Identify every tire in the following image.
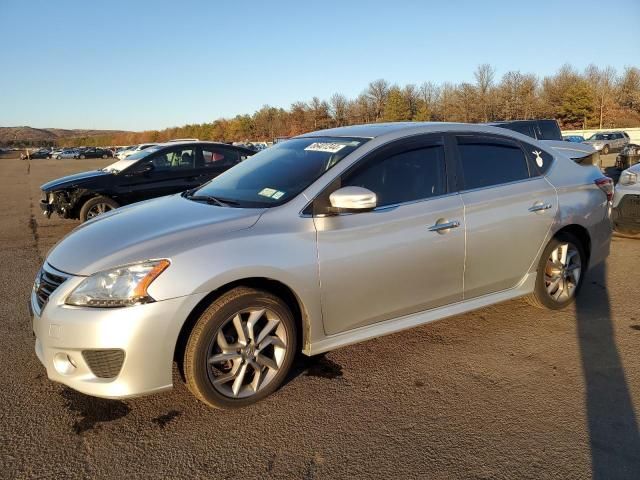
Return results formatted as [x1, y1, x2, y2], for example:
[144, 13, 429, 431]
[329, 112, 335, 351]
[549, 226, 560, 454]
[184, 287, 297, 409]
[102, 154, 108, 159]
[525, 233, 586, 310]
[80, 154, 86, 159]
[602, 145, 610, 155]
[79, 195, 119, 222]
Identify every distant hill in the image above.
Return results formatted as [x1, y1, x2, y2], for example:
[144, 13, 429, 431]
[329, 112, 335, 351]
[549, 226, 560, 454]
[0, 126, 132, 146]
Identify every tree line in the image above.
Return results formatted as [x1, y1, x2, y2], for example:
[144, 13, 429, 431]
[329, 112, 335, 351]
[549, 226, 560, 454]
[60, 63, 640, 147]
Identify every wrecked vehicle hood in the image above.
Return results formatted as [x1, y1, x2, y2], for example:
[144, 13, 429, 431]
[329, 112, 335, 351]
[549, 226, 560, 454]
[46, 194, 265, 276]
[41, 170, 111, 191]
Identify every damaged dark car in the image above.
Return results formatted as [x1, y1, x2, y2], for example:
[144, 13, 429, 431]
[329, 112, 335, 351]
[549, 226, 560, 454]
[40, 141, 256, 222]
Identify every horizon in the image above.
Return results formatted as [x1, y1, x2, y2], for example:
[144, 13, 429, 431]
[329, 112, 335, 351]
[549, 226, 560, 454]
[1, 0, 639, 131]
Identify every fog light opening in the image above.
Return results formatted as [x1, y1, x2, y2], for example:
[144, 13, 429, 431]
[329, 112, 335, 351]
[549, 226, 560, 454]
[53, 352, 77, 375]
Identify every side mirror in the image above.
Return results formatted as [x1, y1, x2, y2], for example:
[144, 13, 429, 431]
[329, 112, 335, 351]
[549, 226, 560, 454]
[140, 163, 155, 174]
[329, 186, 377, 213]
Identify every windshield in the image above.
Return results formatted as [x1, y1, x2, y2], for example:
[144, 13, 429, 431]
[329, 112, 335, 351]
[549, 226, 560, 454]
[190, 136, 368, 207]
[101, 145, 164, 172]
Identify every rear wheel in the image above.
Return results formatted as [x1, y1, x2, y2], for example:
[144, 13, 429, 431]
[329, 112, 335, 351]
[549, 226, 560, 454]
[526, 233, 586, 310]
[79, 195, 119, 222]
[184, 287, 297, 409]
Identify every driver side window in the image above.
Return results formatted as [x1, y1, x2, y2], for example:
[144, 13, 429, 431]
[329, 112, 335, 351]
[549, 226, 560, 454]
[146, 147, 196, 171]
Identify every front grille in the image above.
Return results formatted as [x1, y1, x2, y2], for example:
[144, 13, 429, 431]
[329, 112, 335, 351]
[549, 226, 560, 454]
[82, 349, 125, 379]
[34, 266, 67, 311]
[619, 195, 640, 222]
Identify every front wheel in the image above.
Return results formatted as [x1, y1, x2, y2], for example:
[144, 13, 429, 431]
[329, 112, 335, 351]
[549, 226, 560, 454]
[526, 233, 586, 310]
[184, 287, 297, 408]
[79, 195, 119, 222]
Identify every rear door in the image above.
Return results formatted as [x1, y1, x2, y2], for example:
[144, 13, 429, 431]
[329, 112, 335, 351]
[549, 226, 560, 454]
[314, 134, 466, 335]
[453, 133, 557, 299]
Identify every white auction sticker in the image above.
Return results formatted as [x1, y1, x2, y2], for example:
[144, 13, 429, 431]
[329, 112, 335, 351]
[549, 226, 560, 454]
[304, 142, 347, 154]
[258, 188, 277, 198]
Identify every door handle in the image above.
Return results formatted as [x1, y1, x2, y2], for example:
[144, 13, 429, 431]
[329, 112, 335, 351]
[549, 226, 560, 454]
[428, 220, 461, 233]
[528, 203, 553, 213]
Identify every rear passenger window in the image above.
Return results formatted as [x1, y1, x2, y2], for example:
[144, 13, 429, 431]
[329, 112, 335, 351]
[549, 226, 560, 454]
[202, 147, 239, 167]
[457, 136, 530, 190]
[343, 143, 446, 207]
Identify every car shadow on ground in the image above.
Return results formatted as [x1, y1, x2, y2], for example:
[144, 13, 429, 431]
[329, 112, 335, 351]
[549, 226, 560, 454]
[576, 262, 640, 478]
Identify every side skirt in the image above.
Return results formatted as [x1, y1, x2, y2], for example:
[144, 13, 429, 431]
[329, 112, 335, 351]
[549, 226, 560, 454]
[305, 273, 536, 356]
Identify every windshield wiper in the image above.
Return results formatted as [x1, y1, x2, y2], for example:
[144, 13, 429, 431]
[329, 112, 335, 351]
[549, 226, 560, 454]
[183, 191, 240, 207]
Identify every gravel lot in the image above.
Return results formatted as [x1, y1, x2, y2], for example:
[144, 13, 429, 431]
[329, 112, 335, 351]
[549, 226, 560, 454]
[1, 154, 639, 479]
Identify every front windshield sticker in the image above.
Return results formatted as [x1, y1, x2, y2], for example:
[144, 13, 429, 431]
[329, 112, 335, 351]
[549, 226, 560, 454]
[304, 142, 347, 153]
[258, 188, 277, 198]
[271, 191, 285, 200]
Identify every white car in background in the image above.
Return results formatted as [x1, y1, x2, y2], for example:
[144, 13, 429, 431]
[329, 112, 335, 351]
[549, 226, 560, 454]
[612, 163, 640, 236]
[58, 149, 79, 159]
[117, 143, 158, 160]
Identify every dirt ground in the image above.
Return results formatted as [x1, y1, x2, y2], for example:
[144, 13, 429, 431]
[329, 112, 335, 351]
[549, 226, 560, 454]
[0, 153, 638, 479]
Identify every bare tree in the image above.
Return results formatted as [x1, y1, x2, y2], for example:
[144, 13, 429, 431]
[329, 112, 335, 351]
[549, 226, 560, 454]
[474, 64, 496, 122]
[367, 79, 390, 121]
[329, 93, 349, 127]
[586, 64, 617, 128]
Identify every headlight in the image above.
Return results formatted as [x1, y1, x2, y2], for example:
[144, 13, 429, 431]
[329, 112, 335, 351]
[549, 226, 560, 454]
[620, 171, 638, 186]
[66, 259, 170, 308]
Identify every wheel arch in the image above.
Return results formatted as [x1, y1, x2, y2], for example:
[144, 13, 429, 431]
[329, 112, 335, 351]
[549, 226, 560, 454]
[173, 277, 310, 379]
[553, 223, 592, 266]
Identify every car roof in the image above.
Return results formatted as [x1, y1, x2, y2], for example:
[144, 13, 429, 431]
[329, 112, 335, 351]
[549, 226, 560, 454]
[298, 122, 468, 139]
[296, 121, 546, 142]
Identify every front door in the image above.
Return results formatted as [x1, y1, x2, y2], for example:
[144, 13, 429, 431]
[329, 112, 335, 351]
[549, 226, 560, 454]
[313, 135, 465, 335]
[117, 145, 201, 204]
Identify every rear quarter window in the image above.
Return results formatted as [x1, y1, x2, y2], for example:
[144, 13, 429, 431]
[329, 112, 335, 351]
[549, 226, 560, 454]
[520, 141, 554, 175]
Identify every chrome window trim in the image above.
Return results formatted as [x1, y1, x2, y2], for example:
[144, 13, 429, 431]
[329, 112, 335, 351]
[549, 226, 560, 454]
[300, 191, 461, 218]
[457, 175, 544, 195]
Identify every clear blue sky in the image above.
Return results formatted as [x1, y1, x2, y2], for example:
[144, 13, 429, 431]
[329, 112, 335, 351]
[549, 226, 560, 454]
[1, 0, 638, 131]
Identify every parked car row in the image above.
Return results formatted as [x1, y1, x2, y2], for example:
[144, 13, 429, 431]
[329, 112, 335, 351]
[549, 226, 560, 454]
[33, 122, 616, 409]
[21, 147, 114, 160]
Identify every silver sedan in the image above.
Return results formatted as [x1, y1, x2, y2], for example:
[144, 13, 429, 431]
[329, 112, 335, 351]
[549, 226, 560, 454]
[31, 122, 613, 408]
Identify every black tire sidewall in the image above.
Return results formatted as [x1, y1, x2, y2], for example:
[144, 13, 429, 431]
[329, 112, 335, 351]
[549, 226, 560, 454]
[534, 233, 586, 310]
[185, 289, 297, 409]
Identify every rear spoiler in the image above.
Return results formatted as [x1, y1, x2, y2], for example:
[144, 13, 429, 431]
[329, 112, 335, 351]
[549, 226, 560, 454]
[540, 140, 600, 166]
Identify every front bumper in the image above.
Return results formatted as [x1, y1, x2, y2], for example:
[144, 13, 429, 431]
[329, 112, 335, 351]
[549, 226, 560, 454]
[612, 193, 640, 230]
[31, 266, 207, 399]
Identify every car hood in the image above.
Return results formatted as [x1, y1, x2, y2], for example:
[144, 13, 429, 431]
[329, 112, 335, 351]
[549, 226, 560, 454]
[41, 170, 111, 191]
[46, 194, 265, 276]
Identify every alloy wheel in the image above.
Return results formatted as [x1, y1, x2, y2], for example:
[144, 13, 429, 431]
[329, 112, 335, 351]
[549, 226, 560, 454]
[544, 242, 581, 302]
[86, 202, 114, 218]
[206, 308, 287, 399]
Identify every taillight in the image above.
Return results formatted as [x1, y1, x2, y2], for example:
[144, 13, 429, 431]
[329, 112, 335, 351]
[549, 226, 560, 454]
[595, 177, 614, 202]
